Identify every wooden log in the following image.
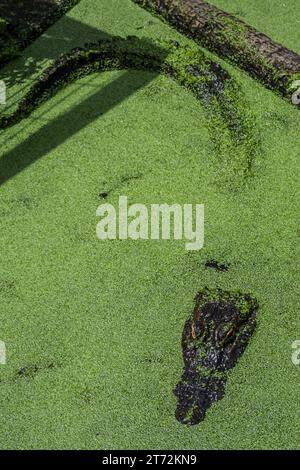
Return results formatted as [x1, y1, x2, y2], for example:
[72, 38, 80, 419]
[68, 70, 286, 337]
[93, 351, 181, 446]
[132, 0, 300, 100]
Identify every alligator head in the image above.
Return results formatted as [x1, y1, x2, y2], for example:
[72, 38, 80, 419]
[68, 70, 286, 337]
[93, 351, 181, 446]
[174, 288, 258, 425]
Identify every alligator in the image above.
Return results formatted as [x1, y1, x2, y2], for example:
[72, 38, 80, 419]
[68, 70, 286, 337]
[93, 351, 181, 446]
[174, 288, 258, 425]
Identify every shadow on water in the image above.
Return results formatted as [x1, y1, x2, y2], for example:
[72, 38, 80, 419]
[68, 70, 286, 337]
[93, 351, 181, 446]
[0, 16, 168, 186]
[0, 70, 158, 186]
[0, 16, 115, 88]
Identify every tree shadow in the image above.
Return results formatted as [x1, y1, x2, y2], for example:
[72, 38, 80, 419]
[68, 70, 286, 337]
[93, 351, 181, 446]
[0, 16, 114, 88]
[0, 69, 160, 186]
[0, 16, 168, 186]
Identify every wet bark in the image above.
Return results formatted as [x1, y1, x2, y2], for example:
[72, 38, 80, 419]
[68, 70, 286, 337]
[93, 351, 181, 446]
[132, 0, 300, 97]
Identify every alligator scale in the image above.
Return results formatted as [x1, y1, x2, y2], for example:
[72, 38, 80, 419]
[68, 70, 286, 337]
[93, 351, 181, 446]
[174, 288, 258, 425]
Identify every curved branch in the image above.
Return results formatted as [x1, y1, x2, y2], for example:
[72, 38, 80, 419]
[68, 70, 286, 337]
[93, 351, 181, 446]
[0, 36, 259, 186]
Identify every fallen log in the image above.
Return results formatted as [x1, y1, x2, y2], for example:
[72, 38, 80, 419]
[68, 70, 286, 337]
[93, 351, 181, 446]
[132, 0, 300, 102]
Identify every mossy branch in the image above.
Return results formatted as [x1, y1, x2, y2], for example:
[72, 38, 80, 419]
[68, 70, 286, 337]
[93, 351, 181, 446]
[0, 36, 259, 188]
[131, 0, 300, 102]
